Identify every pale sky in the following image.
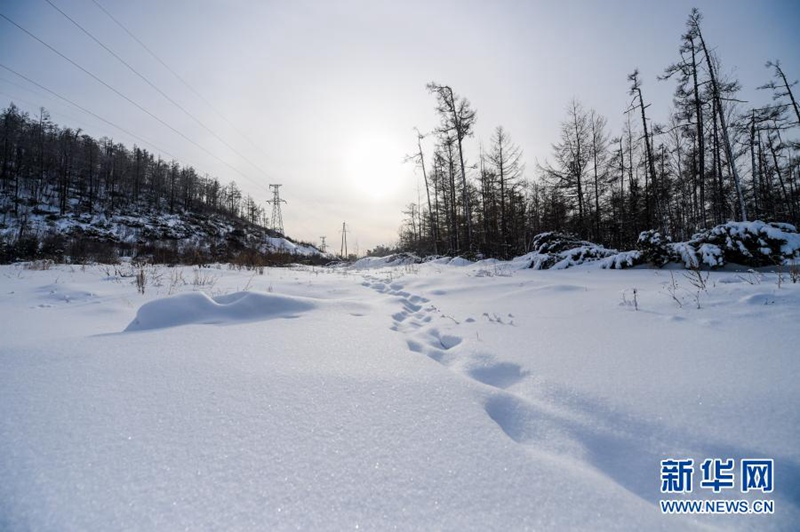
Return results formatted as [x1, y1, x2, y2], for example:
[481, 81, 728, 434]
[1, 0, 798, 252]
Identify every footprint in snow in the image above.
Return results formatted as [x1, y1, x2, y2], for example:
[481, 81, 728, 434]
[467, 360, 528, 389]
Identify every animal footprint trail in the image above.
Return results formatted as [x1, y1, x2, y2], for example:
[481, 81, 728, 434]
[405, 338, 451, 365]
[361, 271, 680, 501]
[467, 360, 528, 389]
[363, 275, 435, 333]
[481, 393, 588, 461]
[364, 273, 609, 461]
[363, 273, 530, 396]
[429, 327, 462, 350]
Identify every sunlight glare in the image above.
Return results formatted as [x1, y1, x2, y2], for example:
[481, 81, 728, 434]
[343, 134, 405, 201]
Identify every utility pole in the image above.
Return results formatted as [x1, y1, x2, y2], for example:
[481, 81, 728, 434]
[340, 222, 348, 259]
[267, 184, 287, 235]
[319, 236, 327, 253]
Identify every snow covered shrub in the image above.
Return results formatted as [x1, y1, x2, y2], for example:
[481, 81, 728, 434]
[660, 222, 799, 269]
[527, 232, 587, 269]
[520, 222, 800, 271]
[669, 241, 700, 269]
[548, 245, 619, 270]
[599, 250, 643, 269]
[687, 221, 800, 268]
[669, 240, 724, 269]
[530, 232, 590, 255]
[527, 232, 619, 270]
[636, 230, 673, 267]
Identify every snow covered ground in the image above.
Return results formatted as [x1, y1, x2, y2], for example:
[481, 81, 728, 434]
[1, 259, 798, 530]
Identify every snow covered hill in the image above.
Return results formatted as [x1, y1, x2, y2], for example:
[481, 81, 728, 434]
[1, 259, 798, 530]
[0, 205, 325, 264]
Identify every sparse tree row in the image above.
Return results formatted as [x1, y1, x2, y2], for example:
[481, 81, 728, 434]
[0, 106, 266, 228]
[400, 9, 799, 257]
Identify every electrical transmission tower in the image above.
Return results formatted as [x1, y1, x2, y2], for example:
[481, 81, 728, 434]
[340, 222, 348, 259]
[319, 236, 327, 253]
[267, 184, 287, 235]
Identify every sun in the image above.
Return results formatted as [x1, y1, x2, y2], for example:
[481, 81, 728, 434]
[343, 134, 404, 200]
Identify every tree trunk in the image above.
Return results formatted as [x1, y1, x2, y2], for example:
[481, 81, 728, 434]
[696, 28, 747, 221]
[775, 63, 800, 125]
[416, 133, 437, 254]
[635, 85, 658, 229]
[690, 35, 706, 228]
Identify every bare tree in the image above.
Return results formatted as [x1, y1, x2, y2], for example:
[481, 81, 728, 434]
[760, 60, 800, 127]
[427, 82, 477, 252]
[487, 126, 523, 256]
[406, 128, 438, 254]
[541, 99, 591, 237]
[689, 8, 747, 221]
[628, 69, 660, 230]
[662, 18, 707, 229]
[588, 110, 609, 241]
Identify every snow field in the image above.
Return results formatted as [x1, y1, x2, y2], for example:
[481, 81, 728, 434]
[1, 260, 798, 530]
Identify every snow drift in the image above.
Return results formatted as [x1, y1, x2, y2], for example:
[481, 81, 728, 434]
[124, 291, 317, 331]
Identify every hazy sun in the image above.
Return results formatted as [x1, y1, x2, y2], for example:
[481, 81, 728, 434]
[343, 135, 404, 200]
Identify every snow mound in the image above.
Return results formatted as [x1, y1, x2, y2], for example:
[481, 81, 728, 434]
[350, 252, 423, 269]
[124, 291, 316, 331]
[447, 257, 474, 267]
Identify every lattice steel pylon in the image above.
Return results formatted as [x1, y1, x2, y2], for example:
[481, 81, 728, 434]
[267, 184, 287, 235]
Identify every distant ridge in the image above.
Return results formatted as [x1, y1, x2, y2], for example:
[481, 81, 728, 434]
[0, 102, 325, 264]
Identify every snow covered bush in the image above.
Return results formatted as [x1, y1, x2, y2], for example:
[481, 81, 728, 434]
[599, 250, 642, 270]
[514, 222, 800, 271]
[662, 221, 800, 269]
[684, 221, 800, 268]
[526, 232, 620, 270]
[529, 232, 591, 255]
[636, 230, 672, 267]
[636, 222, 799, 269]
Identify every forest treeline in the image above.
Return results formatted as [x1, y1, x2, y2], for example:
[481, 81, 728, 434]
[399, 9, 800, 258]
[0, 99, 323, 264]
[0, 105, 267, 228]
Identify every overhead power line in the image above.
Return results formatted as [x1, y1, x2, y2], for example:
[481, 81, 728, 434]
[0, 62, 179, 160]
[88, 0, 267, 156]
[44, 0, 273, 183]
[0, 88, 108, 139]
[0, 12, 259, 188]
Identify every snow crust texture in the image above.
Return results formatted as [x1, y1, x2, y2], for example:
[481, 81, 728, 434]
[1, 259, 798, 531]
